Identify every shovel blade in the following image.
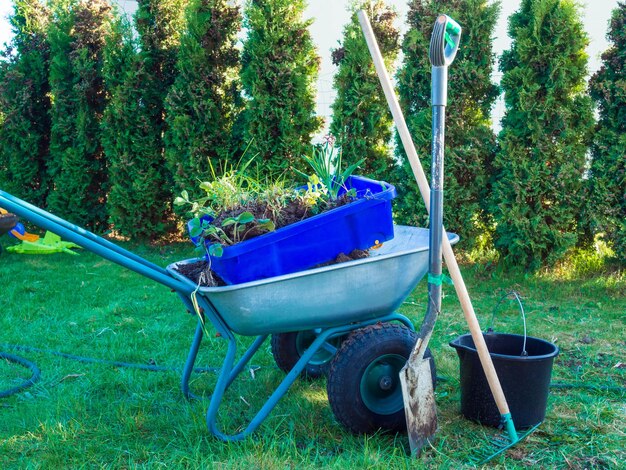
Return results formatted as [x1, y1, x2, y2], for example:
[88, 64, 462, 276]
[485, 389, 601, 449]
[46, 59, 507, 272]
[400, 358, 437, 456]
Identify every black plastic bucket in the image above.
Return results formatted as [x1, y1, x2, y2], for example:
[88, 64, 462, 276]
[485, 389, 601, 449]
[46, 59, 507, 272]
[449, 332, 559, 428]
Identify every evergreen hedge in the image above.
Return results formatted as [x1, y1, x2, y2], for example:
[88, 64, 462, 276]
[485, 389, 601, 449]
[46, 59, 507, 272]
[0, 0, 51, 207]
[46, 0, 113, 231]
[586, 3, 626, 261]
[102, 0, 187, 240]
[241, 0, 322, 177]
[394, 0, 499, 249]
[491, 0, 594, 269]
[165, 0, 243, 199]
[329, 1, 400, 181]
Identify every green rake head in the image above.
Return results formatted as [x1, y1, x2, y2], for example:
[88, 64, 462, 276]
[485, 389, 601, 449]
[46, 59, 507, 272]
[471, 421, 541, 465]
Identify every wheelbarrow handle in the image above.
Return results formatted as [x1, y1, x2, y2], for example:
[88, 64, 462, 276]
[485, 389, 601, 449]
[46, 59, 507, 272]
[0, 190, 194, 295]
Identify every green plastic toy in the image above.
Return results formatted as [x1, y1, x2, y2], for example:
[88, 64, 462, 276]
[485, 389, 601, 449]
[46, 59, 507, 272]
[6, 231, 81, 255]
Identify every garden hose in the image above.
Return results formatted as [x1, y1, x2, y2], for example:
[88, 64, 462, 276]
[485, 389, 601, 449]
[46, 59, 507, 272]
[0, 344, 219, 399]
[0, 351, 41, 398]
[2, 345, 624, 399]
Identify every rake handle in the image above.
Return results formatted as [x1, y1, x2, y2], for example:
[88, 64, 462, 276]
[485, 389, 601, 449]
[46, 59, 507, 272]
[357, 10, 512, 419]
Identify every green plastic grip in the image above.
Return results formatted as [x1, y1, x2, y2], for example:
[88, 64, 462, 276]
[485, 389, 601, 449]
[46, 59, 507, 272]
[444, 17, 462, 49]
[501, 413, 520, 443]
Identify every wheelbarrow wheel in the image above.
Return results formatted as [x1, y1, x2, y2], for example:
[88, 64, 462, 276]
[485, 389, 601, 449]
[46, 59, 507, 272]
[271, 331, 347, 379]
[327, 323, 435, 434]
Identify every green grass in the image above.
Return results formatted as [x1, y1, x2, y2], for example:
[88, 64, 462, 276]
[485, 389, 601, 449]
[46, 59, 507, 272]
[0, 240, 624, 469]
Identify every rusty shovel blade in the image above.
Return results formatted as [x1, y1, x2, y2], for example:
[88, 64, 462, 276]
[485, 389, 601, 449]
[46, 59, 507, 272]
[400, 358, 437, 455]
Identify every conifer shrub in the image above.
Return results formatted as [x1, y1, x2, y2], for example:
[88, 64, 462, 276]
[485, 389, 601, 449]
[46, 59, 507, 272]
[165, 0, 243, 200]
[586, 3, 626, 262]
[491, 0, 594, 269]
[102, 0, 187, 239]
[240, 0, 322, 177]
[394, 0, 499, 249]
[329, 1, 400, 181]
[46, 0, 113, 230]
[0, 0, 51, 207]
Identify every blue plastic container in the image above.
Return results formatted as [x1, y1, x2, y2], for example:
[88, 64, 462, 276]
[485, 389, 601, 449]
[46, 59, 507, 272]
[200, 175, 396, 285]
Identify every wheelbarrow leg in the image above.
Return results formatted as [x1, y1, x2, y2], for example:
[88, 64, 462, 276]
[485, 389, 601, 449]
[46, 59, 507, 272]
[181, 318, 268, 400]
[206, 326, 344, 441]
[225, 334, 268, 389]
[181, 320, 204, 400]
[187, 291, 418, 440]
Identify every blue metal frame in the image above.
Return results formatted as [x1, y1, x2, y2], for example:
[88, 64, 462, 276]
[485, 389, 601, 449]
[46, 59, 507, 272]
[0, 189, 415, 441]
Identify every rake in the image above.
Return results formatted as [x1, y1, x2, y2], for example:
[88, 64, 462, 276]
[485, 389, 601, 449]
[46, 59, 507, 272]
[358, 10, 540, 464]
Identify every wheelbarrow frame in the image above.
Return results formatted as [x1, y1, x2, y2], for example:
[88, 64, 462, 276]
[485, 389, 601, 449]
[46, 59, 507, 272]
[0, 189, 419, 441]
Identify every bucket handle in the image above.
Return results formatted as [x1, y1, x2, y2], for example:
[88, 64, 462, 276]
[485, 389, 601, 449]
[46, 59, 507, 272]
[488, 291, 528, 356]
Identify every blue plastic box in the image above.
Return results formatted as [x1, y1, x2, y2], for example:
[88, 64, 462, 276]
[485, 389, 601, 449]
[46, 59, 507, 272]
[197, 175, 396, 285]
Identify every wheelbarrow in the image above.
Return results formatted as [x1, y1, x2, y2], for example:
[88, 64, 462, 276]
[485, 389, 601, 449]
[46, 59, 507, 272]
[0, 188, 458, 440]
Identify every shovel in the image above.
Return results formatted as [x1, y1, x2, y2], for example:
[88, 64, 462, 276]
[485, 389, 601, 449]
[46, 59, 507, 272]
[358, 11, 521, 457]
[396, 14, 460, 453]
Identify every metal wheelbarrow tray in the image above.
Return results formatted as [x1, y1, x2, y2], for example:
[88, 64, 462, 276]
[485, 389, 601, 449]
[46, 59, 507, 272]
[168, 225, 458, 336]
[0, 189, 458, 440]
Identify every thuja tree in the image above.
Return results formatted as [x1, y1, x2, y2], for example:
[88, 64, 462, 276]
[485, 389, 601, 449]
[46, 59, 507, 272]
[491, 0, 594, 269]
[394, 0, 499, 249]
[46, 0, 114, 230]
[0, 0, 51, 206]
[102, 16, 173, 239]
[241, 0, 322, 176]
[102, 0, 187, 240]
[329, 1, 400, 180]
[586, 3, 626, 261]
[165, 0, 243, 198]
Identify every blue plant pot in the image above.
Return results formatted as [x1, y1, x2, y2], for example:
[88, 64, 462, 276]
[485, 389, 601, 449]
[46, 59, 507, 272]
[189, 175, 397, 285]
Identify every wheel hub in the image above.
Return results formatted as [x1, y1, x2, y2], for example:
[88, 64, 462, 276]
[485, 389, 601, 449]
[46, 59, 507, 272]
[379, 376, 393, 390]
[295, 331, 341, 367]
[360, 353, 406, 415]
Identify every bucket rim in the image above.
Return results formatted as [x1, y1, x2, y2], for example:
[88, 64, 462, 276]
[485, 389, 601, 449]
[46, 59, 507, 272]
[449, 332, 559, 361]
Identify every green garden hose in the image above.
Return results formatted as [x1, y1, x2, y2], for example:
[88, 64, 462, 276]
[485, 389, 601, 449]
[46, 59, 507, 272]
[0, 351, 40, 398]
[0, 344, 219, 399]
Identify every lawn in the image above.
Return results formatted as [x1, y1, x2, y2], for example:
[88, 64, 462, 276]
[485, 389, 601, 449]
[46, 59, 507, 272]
[0, 239, 624, 469]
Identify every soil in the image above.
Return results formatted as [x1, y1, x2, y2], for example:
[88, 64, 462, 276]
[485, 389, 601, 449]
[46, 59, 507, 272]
[175, 260, 228, 287]
[174, 248, 370, 288]
[314, 249, 370, 267]
[208, 194, 353, 244]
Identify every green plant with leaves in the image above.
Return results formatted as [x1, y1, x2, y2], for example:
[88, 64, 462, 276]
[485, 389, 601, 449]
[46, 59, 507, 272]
[299, 138, 363, 201]
[585, 3, 626, 262]
[329, 0, 400, 180]
[174, 177, 251, 219]
[46, 0, 114, 231]
[176, 167, 280, 257]
[0, 0, 51, 207]
[490, 0, 594, 270]
[394, 0, 499, 250]
[173, 150, 259, 216]
[240, 0, 322, 176]
[165, 0, 243, 198]
[187, 211, 275, 257]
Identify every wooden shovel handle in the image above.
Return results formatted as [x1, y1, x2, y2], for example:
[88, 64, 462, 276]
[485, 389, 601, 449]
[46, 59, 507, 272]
[357, 10, 511, 418]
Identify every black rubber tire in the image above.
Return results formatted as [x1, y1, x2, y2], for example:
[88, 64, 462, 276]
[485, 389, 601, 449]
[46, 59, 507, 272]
[326, 323, 436, 434]
[271, 331, 347, 379]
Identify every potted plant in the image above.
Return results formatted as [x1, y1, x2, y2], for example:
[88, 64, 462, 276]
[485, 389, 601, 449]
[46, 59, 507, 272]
[175, 141, 397, 285]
